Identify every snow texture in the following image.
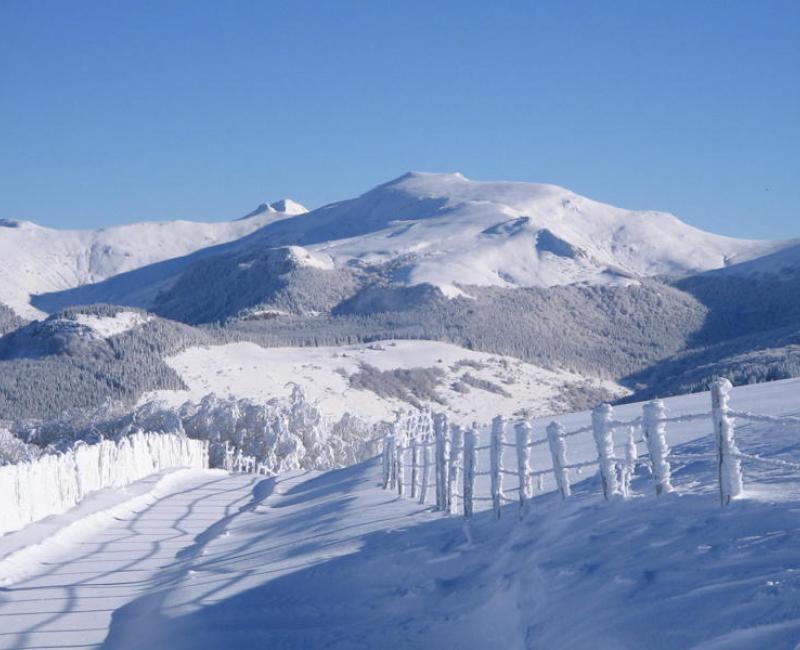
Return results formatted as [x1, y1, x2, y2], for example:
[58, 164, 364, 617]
[148, 339, 624, 423]
[73, 311, 151, 338]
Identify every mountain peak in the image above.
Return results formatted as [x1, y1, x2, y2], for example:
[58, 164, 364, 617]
[385, 171, 467, 187]
[240, 198, 308, 220]
[268, 198, 308, 215]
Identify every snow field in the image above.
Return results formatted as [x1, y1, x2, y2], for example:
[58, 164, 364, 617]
[146, 339, 624, 422]
[73, 310, 151, 338]
[0, 470, 262, 649]
[0, 431, 208, 536]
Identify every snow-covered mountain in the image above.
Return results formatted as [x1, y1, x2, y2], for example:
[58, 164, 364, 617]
[240, 171, 792, 297]
[24, 171, 795, 323]
[0, 172, 797, 422]
[0, 199, 307, 319]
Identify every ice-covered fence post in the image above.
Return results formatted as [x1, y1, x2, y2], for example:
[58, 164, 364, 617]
[514, 420, 532, 518]
[396, 437, 407, 497]
[711, 378, 743, 507]
[591, 404, 621, 500]
[381, 434, 392, 489]
[384, 434, 396, 489]
[390, 434, 399, 490]
[490, 416, 505, 519]
[223, 441, 232, 471]
[546, 421, 571, 499]
[621, 426, 638, 498]
[410, 436, 418, 500]
[419, 435, 431, 505]
[642, 400, 672, 496]
[462, 426, 478, 519]
[434, 413, 448, 511]
[447, 424, 463, 515]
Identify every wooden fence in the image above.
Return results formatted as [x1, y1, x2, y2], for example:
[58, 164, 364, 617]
[381, 378, 800, 517]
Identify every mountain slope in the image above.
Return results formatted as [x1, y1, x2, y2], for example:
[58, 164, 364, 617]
[143, 339, 626, 422]
[27, 172, 795, 320]
[241, 171, 791, 296]
[0, 199, 306, 319]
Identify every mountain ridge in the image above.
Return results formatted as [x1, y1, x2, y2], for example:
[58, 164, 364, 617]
[13, 171, 795, 322]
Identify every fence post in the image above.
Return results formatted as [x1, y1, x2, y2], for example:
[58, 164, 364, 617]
[381, 435, 391, 488]
[434, 413, 448, 511]
[396, 438, 406, 497]
[546, 421, 571, 499]
[385, 434, 397, 489]
[591, 404, 621, 500]
[448, 424, 463, 515]
[410, 437, 418, 500]
[642, 399, 673, 496]
[514, 420, 532, 518]
[419, 435, 431, 505]
[463, 426, 477, 519]
[621, 426, 638, 497]
[490, 415, 505, 519]
[711, 378, 743, 507]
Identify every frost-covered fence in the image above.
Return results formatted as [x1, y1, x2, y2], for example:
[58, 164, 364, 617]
[0, 431, 208, 537]
[381, 378, 800, 519]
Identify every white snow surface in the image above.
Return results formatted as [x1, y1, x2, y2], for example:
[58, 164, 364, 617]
[0, 199, 307, 319]
[144, 339, 626, 422]
[1, 378, 798, 648]
[73, 311, 151, 338]
[274, 172, 794, 296]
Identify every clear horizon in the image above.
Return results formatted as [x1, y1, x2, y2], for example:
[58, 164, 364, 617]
[1, 1, 798, 239]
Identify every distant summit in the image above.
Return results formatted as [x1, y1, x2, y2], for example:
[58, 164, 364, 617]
[240, 199, 308, 220]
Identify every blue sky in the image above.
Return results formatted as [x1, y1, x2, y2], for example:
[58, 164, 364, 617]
[0, 1, 797, 239]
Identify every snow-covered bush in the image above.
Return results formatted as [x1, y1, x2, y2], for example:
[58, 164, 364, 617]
[174, 385, 385, 475]
[6, 385, 387, 478]
[0, 427, 40, 465]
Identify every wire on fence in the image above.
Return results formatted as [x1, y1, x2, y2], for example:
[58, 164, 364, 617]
[563, 459, 598, 470]
[525, 438, 550, 448]
[731, 451, 800, 471]
[668, 453, 717, 462]
[562, 424, 594, 438]
[608, 417, 643, 428]
[729, 411, 800, 427]
[663, 412, 712, 424]
[381, 382, 800, 519]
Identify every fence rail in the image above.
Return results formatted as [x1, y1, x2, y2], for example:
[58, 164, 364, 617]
[381, 378, 800, 518]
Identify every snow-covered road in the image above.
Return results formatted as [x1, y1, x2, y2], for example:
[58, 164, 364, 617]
[0, 471, 266, 650]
